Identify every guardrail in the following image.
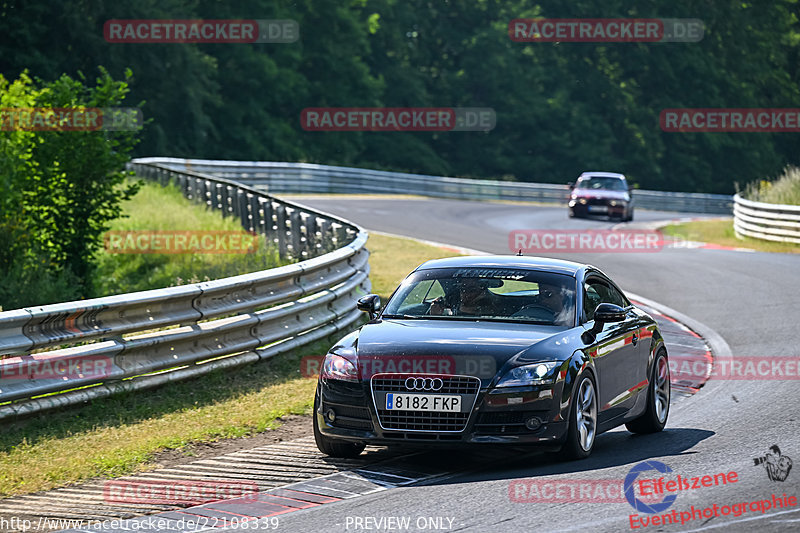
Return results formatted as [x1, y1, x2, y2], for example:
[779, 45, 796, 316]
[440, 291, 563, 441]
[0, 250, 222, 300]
[733, 194, 800, 244]
[0, 162, 370, 421]
[135, 157, 734, 215]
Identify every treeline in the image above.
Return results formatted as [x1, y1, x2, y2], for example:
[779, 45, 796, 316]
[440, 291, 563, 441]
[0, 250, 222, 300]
[1, 0, 799, 194]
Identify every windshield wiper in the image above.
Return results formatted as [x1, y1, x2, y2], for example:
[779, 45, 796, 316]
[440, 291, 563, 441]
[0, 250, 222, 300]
[381, 314, 424, 319]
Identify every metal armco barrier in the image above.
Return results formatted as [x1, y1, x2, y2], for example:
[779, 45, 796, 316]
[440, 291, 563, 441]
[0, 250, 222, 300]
[138, 157, 734, 215]
[0, 161, 370, 421]
[733, 194, 800, 244]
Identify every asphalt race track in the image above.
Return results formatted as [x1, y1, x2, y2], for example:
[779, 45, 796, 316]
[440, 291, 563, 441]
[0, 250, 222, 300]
[40, 196, 799, 533]
[234, 195, 798, 533]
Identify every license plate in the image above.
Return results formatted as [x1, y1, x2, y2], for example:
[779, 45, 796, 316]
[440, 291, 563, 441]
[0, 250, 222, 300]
[386, 393, 461, 412]
[588, 205, 608, 213]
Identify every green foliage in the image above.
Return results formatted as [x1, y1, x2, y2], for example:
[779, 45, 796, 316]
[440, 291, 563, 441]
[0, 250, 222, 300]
[0, 69, 140, 309]
[1, 0, 799, 195]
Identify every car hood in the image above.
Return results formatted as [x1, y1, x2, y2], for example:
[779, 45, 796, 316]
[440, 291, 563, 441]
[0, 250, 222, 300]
[572, 188, 629, 200]
[345, 319, 580, 381]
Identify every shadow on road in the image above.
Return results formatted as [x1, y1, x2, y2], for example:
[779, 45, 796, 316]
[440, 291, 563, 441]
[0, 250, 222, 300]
[386, 427, 714, 485]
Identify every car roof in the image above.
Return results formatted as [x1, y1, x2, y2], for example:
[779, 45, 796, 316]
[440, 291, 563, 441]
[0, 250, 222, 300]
[578, 171, 626, 179]
[414, 255, 585, 276]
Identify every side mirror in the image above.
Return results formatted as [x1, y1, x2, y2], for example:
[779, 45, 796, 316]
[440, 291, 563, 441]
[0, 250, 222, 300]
[357, 294, 381, 319]
[594, 303, 625, 323]
[567, 181, 575, 190]
[582, 303, 626, 343]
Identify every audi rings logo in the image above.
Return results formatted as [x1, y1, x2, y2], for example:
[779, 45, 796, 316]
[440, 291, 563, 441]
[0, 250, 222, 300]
[405, 377, 444, 391]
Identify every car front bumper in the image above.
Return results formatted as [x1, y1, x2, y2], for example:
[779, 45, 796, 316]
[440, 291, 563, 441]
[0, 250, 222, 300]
[316, 376, 570, 446]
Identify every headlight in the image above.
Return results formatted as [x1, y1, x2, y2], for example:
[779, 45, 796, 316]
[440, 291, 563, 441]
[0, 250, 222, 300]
[496, 361, 560, 387]
[321, 353, 358, 382]
[578, 198, 587, 205]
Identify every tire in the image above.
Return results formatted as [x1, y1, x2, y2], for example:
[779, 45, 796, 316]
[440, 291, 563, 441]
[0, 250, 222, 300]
[626, 350, 670, 434]
[568, 208, 575, 218]
[559, 372, 598, 460]
[313, 394, 366, 458]
[627, 209, 634, 222]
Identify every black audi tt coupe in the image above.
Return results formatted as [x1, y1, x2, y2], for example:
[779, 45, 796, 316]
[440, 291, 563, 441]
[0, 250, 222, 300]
[313, 256, 670, 459]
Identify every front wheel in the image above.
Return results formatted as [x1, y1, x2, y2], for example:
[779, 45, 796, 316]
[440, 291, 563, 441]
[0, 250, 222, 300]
[313, 393, 366, 458]
[559, 373, 598, 460]
[626, 350, 670, 434]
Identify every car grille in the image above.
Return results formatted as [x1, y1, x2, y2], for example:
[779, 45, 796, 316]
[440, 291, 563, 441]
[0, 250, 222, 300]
[371, 375, 479, 394]
[585, 197, 610, 206]
[371, 374, 480, 432]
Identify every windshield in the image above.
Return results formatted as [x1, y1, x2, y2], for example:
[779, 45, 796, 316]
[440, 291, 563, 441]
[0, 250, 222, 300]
[575, 177, 628, 191]
[382, 267, 576, 326]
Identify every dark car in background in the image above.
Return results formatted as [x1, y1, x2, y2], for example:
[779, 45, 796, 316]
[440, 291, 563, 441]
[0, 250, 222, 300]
[568, 172, 634, 221]
[313, 256, 670, 460]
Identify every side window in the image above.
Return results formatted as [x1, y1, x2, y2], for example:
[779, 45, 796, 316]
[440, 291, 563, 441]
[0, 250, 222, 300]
[603, 283, 626, 307]
[397, 280, 444, 311]
[583, 278, 626, 321]
[583, 283, 602, 321]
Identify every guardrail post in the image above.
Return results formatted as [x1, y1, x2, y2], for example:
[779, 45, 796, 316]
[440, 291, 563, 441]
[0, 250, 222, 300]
[275, 204, 288, 257]
[289, 208, 301, 259]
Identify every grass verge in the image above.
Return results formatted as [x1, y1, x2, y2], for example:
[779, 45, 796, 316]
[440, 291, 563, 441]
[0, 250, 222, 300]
[0, 232, 463, 497]
[92, 180, 283, 297]
[741, 165, 800, 205]
[661, 219, 800, 254]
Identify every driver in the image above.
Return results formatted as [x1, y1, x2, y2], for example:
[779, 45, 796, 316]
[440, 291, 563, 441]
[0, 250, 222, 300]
[533, 282, 572, 326]
[536, 283, 562, 312]
[429, 278, 497, 316]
